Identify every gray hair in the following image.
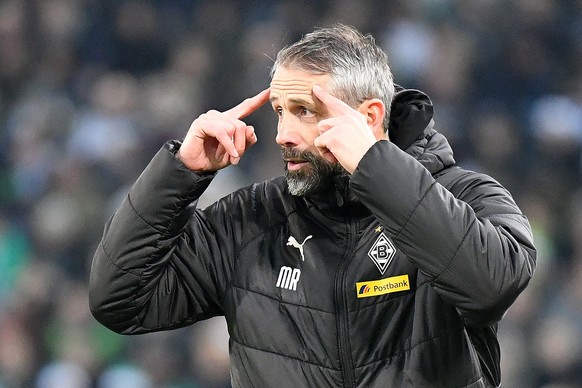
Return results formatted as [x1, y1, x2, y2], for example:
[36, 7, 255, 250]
[271, 24, 395, 131]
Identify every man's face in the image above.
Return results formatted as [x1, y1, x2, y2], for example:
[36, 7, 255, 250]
[270, 66, 345, 196]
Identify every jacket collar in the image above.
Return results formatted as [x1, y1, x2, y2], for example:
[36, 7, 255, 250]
[302, 173, 365, 212]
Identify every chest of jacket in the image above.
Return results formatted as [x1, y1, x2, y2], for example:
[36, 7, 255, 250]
[222, 207, 469, 375]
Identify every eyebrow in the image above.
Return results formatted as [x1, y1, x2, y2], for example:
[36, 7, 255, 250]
[269, 95, 314, 106]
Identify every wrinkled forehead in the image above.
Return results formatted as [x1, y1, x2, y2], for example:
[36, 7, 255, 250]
[270, 67, 330, 102]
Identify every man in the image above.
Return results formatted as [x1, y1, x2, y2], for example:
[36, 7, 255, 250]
[89, 24, 536, 387]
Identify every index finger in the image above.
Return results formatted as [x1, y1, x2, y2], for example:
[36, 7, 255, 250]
[225, 88, 271, 119]
[312, 84, 356, 116]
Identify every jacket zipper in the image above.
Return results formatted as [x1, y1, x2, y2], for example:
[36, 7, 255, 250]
[335, 217, 357, 387]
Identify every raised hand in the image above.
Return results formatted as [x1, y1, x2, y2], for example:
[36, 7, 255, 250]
[178, 88, 270, 172]
[312, 85, 383, 174]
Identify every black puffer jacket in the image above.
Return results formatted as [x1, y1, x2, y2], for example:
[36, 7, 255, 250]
[89, 87, 536, 387]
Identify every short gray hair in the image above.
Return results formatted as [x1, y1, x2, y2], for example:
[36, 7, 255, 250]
[271, 24, 395, 131]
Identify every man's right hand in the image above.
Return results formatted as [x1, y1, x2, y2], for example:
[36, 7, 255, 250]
[178, 88, 270, 172]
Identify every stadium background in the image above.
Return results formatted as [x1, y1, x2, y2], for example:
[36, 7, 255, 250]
[0, 0, 581, 386]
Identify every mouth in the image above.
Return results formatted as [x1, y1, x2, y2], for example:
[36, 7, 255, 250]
[284, 158, 310, 171]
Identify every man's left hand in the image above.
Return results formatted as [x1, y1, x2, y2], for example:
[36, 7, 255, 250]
[312, 85, 378, 174]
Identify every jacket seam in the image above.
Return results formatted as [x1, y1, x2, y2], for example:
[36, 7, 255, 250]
[221, 209, 293, 308]
[127, 192, 193, 238]
[237, 216, 289, 255]
[484, 213, 524, 220]
[222, 194, 303, 308]
[230, 336, 340, 371]
[402, 180, 481, 283]
[126, 194, 166, 235]
[354, 330, 452, 370]
[433, 218, 478, 282]
[127, 193, 175, 329]
[354, 325, 486, 388]
[235, 180, 301, 254]
[167, 192, 193, 236]
[230, 284, 336, 315]
[99, 228, 142, 279]
[436, 169, 473, 190]
[432, 212, 533, 286]
[98, 239, 143, 328]
[393, 181, 437, 242]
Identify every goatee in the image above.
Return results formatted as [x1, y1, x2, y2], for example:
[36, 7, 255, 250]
[282, 147, 346, 196]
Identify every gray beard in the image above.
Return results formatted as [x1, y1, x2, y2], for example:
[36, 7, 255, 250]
[282, 147, 346, 196]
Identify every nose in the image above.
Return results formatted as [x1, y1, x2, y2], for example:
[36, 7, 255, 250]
[275, 116, 300, 147]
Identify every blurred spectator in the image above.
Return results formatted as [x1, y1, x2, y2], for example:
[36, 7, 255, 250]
[188, 317, 231, 388]
[0, 217, 30, 308]
[96, 364, 153, 388]
[35, 361, 92, 388]
[0, 1, 580, 386]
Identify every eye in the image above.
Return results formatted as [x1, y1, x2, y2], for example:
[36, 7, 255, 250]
[272, 106, 283, 118]
[299, 107, 315, 117]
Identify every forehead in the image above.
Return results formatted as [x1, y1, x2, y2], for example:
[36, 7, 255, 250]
[270, 67, 330, 101]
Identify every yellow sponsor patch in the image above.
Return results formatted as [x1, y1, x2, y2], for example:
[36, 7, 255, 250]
[356, 274, 410, 298]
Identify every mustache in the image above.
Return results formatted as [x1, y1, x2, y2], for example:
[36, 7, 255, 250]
[281, 147, 318, 162]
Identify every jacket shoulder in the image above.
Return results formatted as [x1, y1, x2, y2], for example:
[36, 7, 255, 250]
[435, 166, 530, 237]
[205, 176, 294, 227]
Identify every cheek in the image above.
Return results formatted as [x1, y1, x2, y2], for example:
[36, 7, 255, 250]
[276, 116, 320, 141]
[301, 125, 321, 146]
[301, 118, 321, 137]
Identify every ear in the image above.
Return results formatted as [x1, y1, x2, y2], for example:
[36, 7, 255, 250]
[358, 99, 386, 141]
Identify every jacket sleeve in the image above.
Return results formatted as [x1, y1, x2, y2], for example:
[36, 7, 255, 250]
[350, 140, 536, 327]
[89, 141, 233, 334]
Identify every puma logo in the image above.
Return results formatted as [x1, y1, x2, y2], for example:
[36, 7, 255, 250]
[287, 235, 313, 261]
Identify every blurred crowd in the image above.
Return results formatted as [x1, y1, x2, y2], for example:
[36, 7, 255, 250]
[0, 0, 581, 387]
